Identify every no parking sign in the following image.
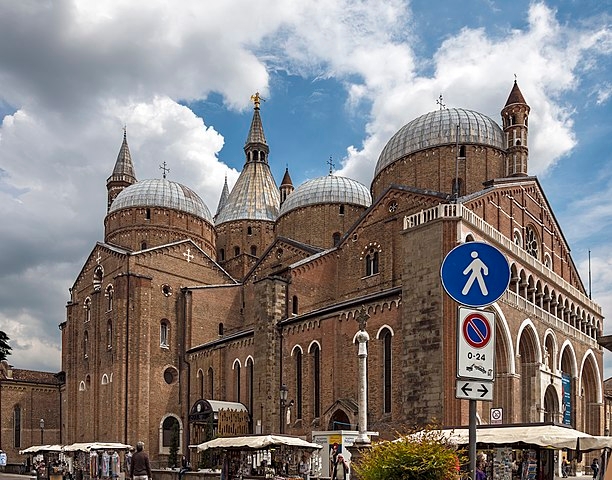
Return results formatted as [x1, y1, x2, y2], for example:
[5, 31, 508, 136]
[457, 307, 495, 381]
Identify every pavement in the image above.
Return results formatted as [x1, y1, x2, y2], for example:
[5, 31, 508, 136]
[0, 474, 36, 480]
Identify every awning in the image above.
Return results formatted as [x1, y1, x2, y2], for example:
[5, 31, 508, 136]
[62, 442, 132, 452]
[193, 434, 322, 452]
[434, 425, 596, 450]
[19, 444, 63, 454]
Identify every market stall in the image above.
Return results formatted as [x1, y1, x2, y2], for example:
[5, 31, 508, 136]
[193, 435, 322, 480]
[413, 424, 604, 480]
[19, 444, 64, 480]
[62, 442, 133, 480]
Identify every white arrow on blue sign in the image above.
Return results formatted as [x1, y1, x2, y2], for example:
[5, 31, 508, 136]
[441, 241, 510, 307]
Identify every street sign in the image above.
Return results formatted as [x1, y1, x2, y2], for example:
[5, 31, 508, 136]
[456, 379, 493, 401]
[440, 241, 510, 307]
[457, 307, 495, 381]
[490, 407, 503, 424]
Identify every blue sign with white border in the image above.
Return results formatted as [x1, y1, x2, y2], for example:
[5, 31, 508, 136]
[441, 241, 510, 307]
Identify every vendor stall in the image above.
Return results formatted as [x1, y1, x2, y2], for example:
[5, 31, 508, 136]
[19, 444, 64, 480]
[62, 442, 132, 480]
[193, 435, 322, 480]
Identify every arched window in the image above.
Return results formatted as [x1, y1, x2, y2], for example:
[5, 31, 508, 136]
[292, 296, 299, 315]
[233, 362, 241, 402]
[162, 416, 180, 450]
[84, 331, 89, 359]
[84, 298, 91, 323]
[311, 344, 321, 418]
[207, 367, 214, 398]
[251, 245, 257, 256]
[295, 349, 303, 419]
[544, 253, 552, 269]
[141, 241, 147, 250]
[525, 225, 539, 259]
[234, 246, 240, 257]
[160, 320, 169, 347]
[339, 205, 345, 215]
[381, 329, 392, 413]
[365, 249, 379, 276]
[93, 266, 103, 291]
[107, 320, 113, 349]
[106, 285, 114, 311]
[333, 232, 341, 246]
[13, 405, 21, 448]
[218, 323, 224, 335]
[513, 229, 522, 247]
[247, 226, 252, 235]
[220, 248, 225, 261]
[459, 145, 466, 158]
[198, 370, 204, 399]
[145, 208, 151, 220]
[246, 358, 254, 411]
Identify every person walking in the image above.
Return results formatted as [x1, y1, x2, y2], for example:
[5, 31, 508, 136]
[591, 458, 599, 480]
[130, 442, 152, 480]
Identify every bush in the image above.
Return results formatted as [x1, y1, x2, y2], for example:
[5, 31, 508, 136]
[353, 429, 463, 480]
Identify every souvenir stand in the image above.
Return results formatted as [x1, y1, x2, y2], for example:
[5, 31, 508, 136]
[62, 442, 132, 480]
[424, 423, 606, 480]
[19, 444, 64, 480]
[194, 435, 322, 480]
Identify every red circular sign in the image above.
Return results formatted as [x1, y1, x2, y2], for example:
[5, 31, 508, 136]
[462, 312, 491, 348]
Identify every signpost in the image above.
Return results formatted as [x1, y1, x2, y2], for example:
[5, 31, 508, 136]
[441, 241, 510, 480]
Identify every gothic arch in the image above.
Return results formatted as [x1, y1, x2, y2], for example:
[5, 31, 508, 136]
[543, 329, 558, 372]
[308, 340, 322, 353]
[291, 344, 304, 356]
[375, 325, 395, 339]
[543, 384, 560, 423]
[517, 320, 540, 422]
[578, 350, 602, 434]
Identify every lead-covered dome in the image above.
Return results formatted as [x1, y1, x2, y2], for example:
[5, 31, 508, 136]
[109, 178, 213, 222]
[374, 108, 504, 177]
[279, 174, 371, 216]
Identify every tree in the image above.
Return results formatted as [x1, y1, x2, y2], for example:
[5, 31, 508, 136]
[168, 420, 180, 468]
[353, 428, 464, 480]
[0, 331, 11, 362]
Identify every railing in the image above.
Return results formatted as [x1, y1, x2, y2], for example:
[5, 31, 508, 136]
[404, 203, 601, 315]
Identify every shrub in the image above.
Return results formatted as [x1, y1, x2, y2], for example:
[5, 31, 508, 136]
[353, 429, 463, 480]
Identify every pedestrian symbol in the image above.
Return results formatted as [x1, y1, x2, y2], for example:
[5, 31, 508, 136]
[441, 242, 510, 307]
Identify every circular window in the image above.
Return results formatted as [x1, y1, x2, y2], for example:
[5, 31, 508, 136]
[276, 248, 283, 259]
[388, 201, 398, 213]
[525, 226, 539, 259]
[161, 284, 172, 297]
[163, 367, 178, 385]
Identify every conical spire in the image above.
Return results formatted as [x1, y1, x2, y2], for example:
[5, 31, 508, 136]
[215, 95, 279, 224]
[244, 92, 269, 162]
[505, 80, 527, 106]
[214, 174, 230, 220]
[280, 166, 294, 205]
[106, 128, 137, 212]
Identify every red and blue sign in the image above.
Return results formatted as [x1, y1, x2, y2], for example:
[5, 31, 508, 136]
[462, 312, 492, 348]
[441, 241, 510, 307]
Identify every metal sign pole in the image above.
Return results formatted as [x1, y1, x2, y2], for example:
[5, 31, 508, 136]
[470, 399, 476, 480]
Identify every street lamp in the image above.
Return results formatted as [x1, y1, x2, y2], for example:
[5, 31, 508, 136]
[279, 384, 288, 434]
[39, 418, 45, 445]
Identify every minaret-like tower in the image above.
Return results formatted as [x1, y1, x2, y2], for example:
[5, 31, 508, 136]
[214, 93, 280, 279]
[502, 80, 530, 176]
[279, 167, 294, 205]
[214, 174, 230, 221]
[106, 128, 137, 211]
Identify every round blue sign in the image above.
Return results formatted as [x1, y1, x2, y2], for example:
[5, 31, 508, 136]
[440, 241, 510, 307]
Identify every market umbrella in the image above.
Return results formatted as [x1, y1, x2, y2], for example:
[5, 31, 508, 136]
[194, 434, 322, 452]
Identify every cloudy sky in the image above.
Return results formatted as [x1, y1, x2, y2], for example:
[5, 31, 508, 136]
[1, 1, 611, 379]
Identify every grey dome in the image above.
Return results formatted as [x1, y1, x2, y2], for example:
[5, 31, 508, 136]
[109, 178, 213, 222]
[279, 175, 372, 216]
[375, 108, 504, 177]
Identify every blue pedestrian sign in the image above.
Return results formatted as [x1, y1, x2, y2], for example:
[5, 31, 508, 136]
[441, 241, 510, 307]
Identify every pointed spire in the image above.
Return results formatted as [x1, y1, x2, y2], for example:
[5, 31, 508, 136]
[279, 166, 294, 205]
[215, 174, 230, 219]
[106, 127, 137, 212]
[244, 92, 269, 163]
[505, 79, 527, 106]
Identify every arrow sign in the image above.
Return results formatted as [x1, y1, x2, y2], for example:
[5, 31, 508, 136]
[456, 379, 493, 401]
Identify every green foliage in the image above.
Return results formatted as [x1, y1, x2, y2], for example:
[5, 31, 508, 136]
[353, 429, 463, 480]
[169, 421, 180, 468]
[0, 331, 11, 362]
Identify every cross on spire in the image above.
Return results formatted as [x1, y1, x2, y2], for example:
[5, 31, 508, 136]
[159, 161, 170, 179]
[327, 156, 335, 175]
[355, 306, 370, 331]
[437, 94, 446, 110]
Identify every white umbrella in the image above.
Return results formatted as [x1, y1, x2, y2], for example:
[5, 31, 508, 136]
[195, 435, 322, 452]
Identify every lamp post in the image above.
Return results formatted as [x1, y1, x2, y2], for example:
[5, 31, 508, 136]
[279, 384, 288, 434]
[39, 418, 45, 445]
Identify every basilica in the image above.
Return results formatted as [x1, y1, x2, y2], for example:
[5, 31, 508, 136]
[9, 81, 605, 465]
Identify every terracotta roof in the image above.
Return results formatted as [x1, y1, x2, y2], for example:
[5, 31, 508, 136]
[505, 80, 527, 106]
[5, 368, 61, 385]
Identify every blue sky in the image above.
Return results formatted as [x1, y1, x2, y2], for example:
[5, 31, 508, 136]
[0, 1, 611, 382]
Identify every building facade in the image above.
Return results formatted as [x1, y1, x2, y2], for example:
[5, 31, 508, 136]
[7, 82, 604, 465]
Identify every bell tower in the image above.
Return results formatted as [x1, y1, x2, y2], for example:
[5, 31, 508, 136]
[502, 80, 530, 176]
